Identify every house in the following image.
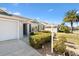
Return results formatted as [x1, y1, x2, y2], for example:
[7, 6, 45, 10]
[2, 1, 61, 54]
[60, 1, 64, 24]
[0, 9, 47, 41]
[41, 22, 58, 33]
[0, 9, 33, 41]
[0, 9, 57, 41]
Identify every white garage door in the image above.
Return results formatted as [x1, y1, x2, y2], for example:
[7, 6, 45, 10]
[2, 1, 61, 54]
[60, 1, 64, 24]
[0, 20, 18, 41]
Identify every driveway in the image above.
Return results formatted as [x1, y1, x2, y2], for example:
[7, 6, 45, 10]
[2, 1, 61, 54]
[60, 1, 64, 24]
[0, 39, 41, 56]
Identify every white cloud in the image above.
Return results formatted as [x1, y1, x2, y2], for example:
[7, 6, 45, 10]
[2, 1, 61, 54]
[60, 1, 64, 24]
[12, 12, 21, 15]
[48, 9, 54, 12]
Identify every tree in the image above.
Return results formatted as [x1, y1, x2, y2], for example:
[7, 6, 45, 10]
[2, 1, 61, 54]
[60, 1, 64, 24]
[58, 23, 70, 33]
[64, 10, 78, 33]
[76, 14, 79, 26]
[61, 22, 65, 25]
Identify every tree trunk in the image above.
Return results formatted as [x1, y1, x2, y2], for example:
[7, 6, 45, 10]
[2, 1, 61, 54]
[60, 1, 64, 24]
[71, 21, 73, 33]
[76, 22, 78, 30]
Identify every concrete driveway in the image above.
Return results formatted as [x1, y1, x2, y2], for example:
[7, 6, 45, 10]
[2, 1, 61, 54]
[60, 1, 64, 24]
[0, 39, 41, 56]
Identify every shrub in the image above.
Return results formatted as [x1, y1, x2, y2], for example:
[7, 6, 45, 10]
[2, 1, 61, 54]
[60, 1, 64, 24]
[30, 32, 43, 35]
[29, 32, 51, 48]
[30, 31, 50, 35]
[30, 32, 35, 35]
[34, 32, 43, 35]
[41, 31, 50, 33]
[53, 36, 66, 54]
[58, 25, 70, 33]
[29, 35, 42, 48]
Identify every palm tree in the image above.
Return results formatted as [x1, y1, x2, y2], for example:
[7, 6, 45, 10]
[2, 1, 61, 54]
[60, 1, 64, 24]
[64, 10, 78, 33]
[76, 14, 79, 26]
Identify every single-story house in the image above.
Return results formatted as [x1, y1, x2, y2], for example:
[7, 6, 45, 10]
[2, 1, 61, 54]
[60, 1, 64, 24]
[0, 9, 34, 41]
[41, 22, 58, 33]
[0, 9, 57, 41]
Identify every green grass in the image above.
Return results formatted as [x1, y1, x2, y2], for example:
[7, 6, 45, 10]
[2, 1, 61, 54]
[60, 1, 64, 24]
[57, 32, 79, 45]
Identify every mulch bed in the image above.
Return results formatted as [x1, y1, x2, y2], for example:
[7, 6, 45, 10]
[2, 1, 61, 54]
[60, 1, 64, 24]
[36, 42, 51, 56]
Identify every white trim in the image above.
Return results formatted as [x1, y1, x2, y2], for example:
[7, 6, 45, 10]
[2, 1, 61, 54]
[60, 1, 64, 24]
[27, 24, 30, 36]
[0, 14, 31, 23]
[17, 21, 20, 40]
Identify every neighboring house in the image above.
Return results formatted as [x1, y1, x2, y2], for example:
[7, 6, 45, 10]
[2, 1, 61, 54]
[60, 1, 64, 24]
[41, 22, 58, 33]
[0, 9, 33, 41]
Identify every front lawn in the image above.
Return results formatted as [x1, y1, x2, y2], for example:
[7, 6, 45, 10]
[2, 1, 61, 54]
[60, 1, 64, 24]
[57, 32, 79, 45]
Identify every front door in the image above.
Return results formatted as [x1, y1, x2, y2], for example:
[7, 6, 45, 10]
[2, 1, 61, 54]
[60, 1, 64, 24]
[23, 24, 27, 36]
[29, 24, 31, 33]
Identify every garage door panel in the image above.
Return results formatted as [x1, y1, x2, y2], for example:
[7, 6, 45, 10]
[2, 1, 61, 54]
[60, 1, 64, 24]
[0, 20, 18, 41]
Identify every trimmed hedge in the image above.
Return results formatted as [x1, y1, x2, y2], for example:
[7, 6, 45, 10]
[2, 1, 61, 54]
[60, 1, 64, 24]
[53, 36, 67, 54]
[30, 31, 50, 35]
[40, 31, 51, 33]
[29, 32, 51, 48]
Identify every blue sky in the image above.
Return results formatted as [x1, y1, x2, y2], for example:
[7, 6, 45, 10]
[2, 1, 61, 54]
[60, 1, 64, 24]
[0, 3, 79, 26]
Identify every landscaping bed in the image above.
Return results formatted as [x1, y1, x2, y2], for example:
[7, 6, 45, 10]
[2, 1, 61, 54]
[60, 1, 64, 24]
[29, 31, 51, 48]
[29, 31, 68, 56]
[29, 31, 79, 56]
